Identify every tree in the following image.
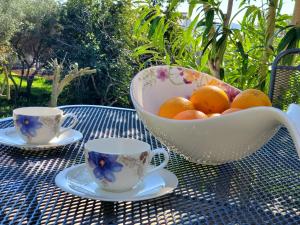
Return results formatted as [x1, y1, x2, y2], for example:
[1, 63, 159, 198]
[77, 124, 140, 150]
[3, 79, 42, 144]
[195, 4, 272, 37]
[9, 0, 60, 101]
[0, 0, 24, 45]
[205, 0, 234, 79]
[0, 0, 60, 104]
[258, 0, 279, 88]
[53, 0, 137, 107]
[0, 46, 11, 99]
[0, 0, 25, 100]
[292, 0, 300, 26]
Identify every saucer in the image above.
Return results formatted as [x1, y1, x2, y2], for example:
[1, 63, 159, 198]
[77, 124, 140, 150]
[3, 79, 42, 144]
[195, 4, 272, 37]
[55, 163, 178, 202]
[0, 127, 83, 150]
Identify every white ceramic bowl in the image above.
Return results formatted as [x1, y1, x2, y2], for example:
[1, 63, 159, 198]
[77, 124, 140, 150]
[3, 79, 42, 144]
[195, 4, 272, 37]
[130, 66, 300, 165]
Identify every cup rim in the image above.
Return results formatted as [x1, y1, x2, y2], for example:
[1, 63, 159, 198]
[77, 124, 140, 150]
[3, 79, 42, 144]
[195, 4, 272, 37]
[13, 107, 63, 117]
[85, 138, 151, 155]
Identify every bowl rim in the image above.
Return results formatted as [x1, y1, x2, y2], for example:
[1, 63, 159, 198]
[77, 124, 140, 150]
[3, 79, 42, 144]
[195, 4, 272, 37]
[130, 65, 273, 123]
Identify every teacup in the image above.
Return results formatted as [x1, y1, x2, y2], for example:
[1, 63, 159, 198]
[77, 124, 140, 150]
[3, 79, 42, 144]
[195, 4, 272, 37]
[84, 138, 169, 192]
[13, 107, 78, 144]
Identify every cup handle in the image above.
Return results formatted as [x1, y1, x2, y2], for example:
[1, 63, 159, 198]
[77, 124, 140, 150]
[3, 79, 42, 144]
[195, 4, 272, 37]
[59, 113, 78, 136]
[146, 148, 169, 174]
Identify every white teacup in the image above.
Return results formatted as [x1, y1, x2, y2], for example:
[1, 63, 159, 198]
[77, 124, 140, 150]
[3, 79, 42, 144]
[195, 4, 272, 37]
[13, 107, 78, 144]
[84, 138, 169, 192]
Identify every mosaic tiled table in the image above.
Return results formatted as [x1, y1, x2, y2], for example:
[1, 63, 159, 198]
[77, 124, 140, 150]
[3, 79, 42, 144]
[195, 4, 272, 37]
[0, 105, 299, 224]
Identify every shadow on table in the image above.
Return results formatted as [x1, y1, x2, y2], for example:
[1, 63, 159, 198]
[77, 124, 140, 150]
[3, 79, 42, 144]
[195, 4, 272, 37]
[0, 128, 299, 224]
[44, 159, 298, 225]
[0, 144, 84, 224]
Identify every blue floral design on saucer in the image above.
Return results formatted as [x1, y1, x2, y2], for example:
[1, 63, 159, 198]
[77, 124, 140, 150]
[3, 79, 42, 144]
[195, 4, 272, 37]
[15, 115, 42, 138]
[88, 151, 123, 182]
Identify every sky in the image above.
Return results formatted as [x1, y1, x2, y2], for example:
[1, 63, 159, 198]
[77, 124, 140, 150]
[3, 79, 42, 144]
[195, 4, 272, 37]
[178, 0, 294, 23]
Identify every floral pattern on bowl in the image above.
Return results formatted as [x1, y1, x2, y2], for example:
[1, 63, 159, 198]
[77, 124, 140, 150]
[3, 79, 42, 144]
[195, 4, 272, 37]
[133, 66, 240, 116]
[138, 66, 240, 94]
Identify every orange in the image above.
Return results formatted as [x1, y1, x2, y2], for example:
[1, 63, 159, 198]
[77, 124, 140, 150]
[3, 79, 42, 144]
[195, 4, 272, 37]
[173, 110, 207, 120]
[190, 85, 230, 114]
[158, 97, 195, 119]
[231, 89, 272, 109]
[222, 108, 241, 115]
[207, 113, 221, 118]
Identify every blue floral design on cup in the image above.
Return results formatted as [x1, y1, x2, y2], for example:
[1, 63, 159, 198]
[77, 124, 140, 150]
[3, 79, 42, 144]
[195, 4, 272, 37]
[15, 115, 42, 138]
[87, 151, 123, 182]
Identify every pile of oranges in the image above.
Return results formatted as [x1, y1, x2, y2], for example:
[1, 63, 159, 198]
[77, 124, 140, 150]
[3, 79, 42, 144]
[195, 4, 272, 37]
[158, 85, 272, 120]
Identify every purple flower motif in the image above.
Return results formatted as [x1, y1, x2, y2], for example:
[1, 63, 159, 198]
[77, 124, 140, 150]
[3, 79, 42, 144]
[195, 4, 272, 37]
[224, 87, 240, 102]
[15, 115, 42, 138]
[177, 67, 184, 76]
[88, 151, 123, 182]
[183, 78, 192, 84]
[157, 68, 168, 81]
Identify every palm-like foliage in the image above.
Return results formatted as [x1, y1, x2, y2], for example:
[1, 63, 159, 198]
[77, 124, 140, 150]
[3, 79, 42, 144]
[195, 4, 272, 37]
[133, 0, 299, 92]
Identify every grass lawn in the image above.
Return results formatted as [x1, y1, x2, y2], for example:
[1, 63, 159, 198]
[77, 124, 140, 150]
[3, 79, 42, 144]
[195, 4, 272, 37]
[0, 73, 52, 91]
[0, 74, 52, 118]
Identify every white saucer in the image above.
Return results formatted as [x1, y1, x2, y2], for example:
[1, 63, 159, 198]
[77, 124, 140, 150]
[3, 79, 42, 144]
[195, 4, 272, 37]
[0, 127, 83, 150]
[55, 163, 178, 202]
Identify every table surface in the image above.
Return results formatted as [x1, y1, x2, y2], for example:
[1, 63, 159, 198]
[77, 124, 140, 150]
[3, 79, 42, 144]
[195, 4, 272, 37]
[0, 105, 299, 225]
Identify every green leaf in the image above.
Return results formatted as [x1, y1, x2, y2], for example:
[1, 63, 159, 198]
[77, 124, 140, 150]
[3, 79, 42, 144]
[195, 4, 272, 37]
[273, 25, 294, 38]
[236, 41, 246, 58]
[188, 0, 198, 17]
[296, 27, 300, 40]
[196, 20, 206, 28]
[242, 6, 258, 25]
[202, 34, 216, 54]
[151, 16, 169, 51]
[148, 16, 161, 38]
[133, 8, 152, 34]
[233, 29, 244, 44]
[133, 44, 158, 58]
[277, 0, 283, 14]
[199, 50, 209, 68]
[217, 9, 225, 22]
[282, 37, 298, 65]
[220, 68, 224, 80]
[164, 50, 171, 64]
[246, 65, 257, 77]
[205, 9, 214, 30]
[184, 14, 200, 41]
[239, 0, 247, 8]
[216, 34, 226, 49]
[256, 10, 264, 29]
[277, 27, 296, 53]
[168, 0, 180, 12]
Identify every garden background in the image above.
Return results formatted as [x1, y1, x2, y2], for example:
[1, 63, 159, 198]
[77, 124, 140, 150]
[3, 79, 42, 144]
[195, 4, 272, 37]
[0, 0, 299, 117]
